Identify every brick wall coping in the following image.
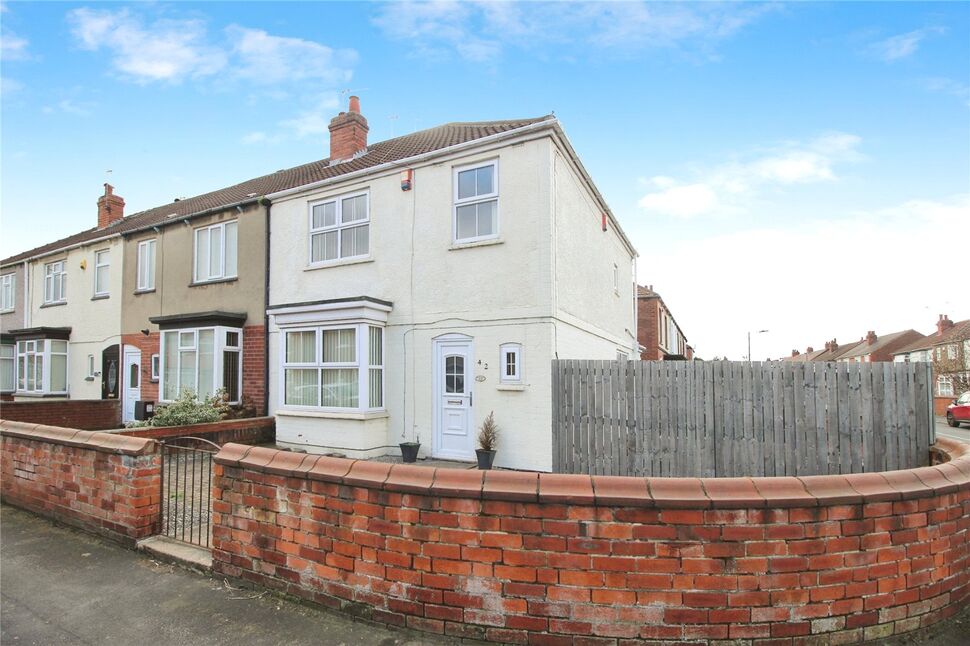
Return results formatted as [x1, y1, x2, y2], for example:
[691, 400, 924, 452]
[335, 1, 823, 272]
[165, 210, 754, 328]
[214, 438, 970, 509]
[0, 420, 155, 456]
[115, 416, 274, 439]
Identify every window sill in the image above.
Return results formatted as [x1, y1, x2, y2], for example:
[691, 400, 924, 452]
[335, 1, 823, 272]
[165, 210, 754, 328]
[0, 309, 14, 314]
[40, 301, 67, 308]
[277, 409, 389, 421]
[91, 294, 110, 301]
[497, 384, 526, 391]
[449, 238, 503, 251]
[133, 288, 156, 295]
[305, 256, 374, 272]
[189, 277, 238, 288]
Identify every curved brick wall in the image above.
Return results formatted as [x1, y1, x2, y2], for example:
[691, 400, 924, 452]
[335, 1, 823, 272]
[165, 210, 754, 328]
[212, 442, 970, 644]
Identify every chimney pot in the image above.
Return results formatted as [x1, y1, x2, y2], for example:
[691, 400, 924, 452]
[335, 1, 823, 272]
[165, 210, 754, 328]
[806, 346, 814, 353]
[792, 350, 800, 357]
[936, 314, 954, 336]
[348, 95, 361, 113]
[866, 330, 877, 345]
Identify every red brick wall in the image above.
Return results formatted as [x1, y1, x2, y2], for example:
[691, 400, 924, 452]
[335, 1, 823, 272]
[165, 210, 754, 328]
[0, 399, 121, 430]
[243, 325, 266, 413]
[0, 421, 160, 545]
[211, 440, 970, 644]
[122, 332, 160, 403]
[638, 298, 661, 360]
[120, 416, 273, 447]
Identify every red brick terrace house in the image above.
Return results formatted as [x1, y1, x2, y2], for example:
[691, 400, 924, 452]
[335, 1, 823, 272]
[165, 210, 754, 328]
[636, 285, 692, 360]
[927, 315, 970, 413]
[836, 328, 924, 364]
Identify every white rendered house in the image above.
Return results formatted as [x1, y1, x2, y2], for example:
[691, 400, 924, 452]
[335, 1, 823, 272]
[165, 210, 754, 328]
[266, 98, 638, 472]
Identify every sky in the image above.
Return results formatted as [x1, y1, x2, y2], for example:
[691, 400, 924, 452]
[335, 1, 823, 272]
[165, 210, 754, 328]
[1, 1, 968, 360]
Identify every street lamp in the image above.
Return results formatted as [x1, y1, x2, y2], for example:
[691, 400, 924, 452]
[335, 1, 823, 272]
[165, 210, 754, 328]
[748, 329, 769, 363]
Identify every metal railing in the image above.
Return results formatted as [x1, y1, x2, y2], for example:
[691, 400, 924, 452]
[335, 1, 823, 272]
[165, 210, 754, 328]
[160, 437, 220, 547]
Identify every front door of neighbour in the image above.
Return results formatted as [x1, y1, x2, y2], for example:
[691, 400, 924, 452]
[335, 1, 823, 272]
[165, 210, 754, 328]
[433, 337, 475, 460]
[123, 349, 140, 423]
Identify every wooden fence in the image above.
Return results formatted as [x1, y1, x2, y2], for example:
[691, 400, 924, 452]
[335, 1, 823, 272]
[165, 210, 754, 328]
[551, 360, 935, 477]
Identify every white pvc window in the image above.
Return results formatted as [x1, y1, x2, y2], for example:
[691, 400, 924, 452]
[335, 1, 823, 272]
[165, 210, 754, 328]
[454, 160, 498, 243]
[309, 192, 369, 264]
[150, 354, 160, 381]
[86, 354, 96, 378]
[0, 344, 14, 392]
[938, 376, 954, 397]
[44, 260, 67, 304]
[947, 345, 957, 360]
[500, 343, 522, 384]
[282, 324, 383, 411]
[160, 326, 242, 403]
[16, 339, 68, 394]
[137, 239, 156, 291]
[194, 221, 238, 283]
[93, 249, 110, 296]
[0, 274, 14, 312]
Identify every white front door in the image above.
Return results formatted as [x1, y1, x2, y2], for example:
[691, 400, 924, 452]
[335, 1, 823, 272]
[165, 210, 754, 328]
[433, 337, 475, 460]
[123, 349, 141, 423]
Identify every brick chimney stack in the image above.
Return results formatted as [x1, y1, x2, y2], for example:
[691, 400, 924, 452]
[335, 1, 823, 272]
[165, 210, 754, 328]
[937, 314, 954, 336]
[824, 341, 832, 352]
[866, 330, 877, 346]
[97, 183, 125, 229]
[791, 350, 800, 357]
[328, 95, 368, 162]
[830, 338, 839, 351]
[806, 347, 814, 354]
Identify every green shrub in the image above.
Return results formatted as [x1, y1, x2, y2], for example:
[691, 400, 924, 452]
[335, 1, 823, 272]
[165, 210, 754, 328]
[148, 389, 229, 427]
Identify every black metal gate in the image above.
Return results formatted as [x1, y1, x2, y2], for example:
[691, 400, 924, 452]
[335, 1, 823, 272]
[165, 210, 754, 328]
[160, 437, 220, 547]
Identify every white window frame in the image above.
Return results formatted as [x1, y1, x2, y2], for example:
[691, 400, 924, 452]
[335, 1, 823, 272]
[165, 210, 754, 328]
[93, 249, 110, 297]
[86, 354, 96, 378]
[0, 343, 15, 393]
[947, 345, 957, 360]
[0, 273, 15, 312]
[43, 260, 67, 304]
[159, 326, 242, 403]
[308, 191, 370, 265]
[15, 338, 68, 395]
[280, 323, 384, 412]
[453, 159, 499, 244]
[137, 239, 156, 291]
[499, 343, 522, 384]
[613, 264, 619, 295]
[150, 353, 160, 381]
[193, 221, 238, 283]
[938, 375, 954, 397]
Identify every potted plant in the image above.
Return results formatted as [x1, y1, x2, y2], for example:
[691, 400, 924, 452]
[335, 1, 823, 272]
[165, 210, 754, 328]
[476, 412, 499, 470]
[399, 434, 421, 463]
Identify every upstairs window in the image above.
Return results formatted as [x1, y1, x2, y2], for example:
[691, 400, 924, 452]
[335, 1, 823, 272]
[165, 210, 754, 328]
[454, 160, 498, 243]
[93, 249, 110, 296]
[500, 343, 522, 384]
[309, 192, 369, 264]
[0, 273, 14, 312]
[137, 239, 156, 291]
[44, 261, 67, 304]
[194, 221, 238, 283]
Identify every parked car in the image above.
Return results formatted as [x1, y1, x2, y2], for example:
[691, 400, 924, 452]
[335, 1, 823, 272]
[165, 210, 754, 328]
[946, 391, 970, 428]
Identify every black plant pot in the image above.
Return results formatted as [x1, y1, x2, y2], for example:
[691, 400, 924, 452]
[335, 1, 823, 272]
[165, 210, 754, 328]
[400, 442, 420, 463]
[476, 449, 497, 470]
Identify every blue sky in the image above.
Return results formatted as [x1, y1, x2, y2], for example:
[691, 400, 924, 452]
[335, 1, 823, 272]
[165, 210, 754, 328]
[2, 1, 968, 359]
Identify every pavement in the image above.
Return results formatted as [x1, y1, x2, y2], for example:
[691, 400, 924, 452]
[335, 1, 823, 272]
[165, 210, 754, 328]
[935, 415, 970, 445]
[0, 505, 454, 646]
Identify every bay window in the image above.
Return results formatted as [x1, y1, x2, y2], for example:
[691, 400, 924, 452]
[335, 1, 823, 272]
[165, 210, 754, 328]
[283, 324, 383, 411]
[44, 260, 67, 304]
[16, 339, 68, 394]
[160, 326, 242, 402]
[453, 160, 498, 243]
[309, 192, 369, 264]
[194, 221, 238, 283]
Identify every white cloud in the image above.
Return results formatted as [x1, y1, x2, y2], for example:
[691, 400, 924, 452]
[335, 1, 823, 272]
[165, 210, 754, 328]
[372, 1, 775, 62]
[922, 77, 970, 107]
[242, 94, 341, 144]
[638, 132, 863, 218]
[637, 194, 970, 360]
[870, 27, 944, 62]
[67, 8, 356, 87]
[42, 99, 96, 116]
[227, 26, 356, 85]
[68, 8, 226, 83]
[0, 28, 29, 60]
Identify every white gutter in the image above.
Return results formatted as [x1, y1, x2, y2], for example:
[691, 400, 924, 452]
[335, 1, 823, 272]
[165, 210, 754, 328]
[265, 117, 561, 201]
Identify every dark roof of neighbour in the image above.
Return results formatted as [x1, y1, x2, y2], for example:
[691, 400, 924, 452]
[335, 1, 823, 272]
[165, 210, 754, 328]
[785, 347, 828, 362]
[893, 334, 934, 355]
[837, 329, 921, 360]
[1, 116, 555, 266]
[931, 319, 970, 346]
[823, 339, 865, 361]
[637, 286, 659, 298]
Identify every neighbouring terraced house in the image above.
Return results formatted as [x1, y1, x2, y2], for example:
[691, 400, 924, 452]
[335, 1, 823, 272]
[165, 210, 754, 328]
[0, 97, 639, 471]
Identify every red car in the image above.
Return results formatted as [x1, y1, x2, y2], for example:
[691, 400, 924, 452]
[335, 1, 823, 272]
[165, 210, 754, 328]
[947, 391, 970, 428]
